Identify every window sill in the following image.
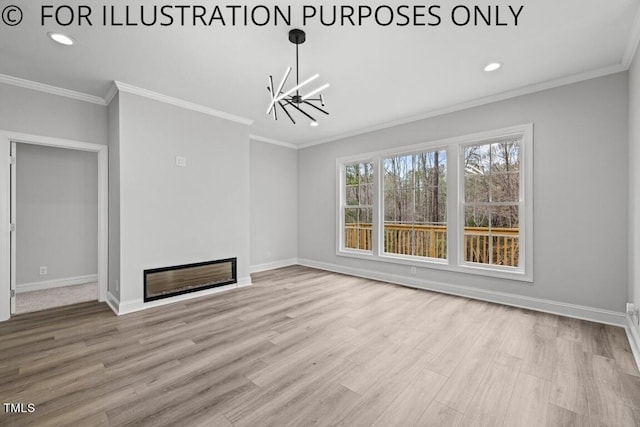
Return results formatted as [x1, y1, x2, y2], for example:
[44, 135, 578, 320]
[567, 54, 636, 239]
[453, 263, 532, 283]
[379, 253, 448, 268]
[337, 249, 374, 259]
[336, 250, 533, 283]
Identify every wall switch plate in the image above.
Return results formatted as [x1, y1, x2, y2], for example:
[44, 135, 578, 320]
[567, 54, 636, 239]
[39, 266, 47, 275]
[176, 156, 187, 167]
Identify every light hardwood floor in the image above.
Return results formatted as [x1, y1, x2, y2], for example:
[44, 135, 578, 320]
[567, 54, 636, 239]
[1, 266, 639, 426]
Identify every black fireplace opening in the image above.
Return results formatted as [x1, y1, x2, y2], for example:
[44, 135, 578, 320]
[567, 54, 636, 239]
[144, 257, 237, 302]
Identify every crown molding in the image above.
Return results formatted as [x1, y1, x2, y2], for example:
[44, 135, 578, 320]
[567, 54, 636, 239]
[0, 73, 107, 106]
[623, 3, 640, 68]
[0, 74, 254, 126]
[249, 134, 297, 149]
[103, 82, 118, 105]
[113, 81, 253, 126]
[298, 63, 627, 149]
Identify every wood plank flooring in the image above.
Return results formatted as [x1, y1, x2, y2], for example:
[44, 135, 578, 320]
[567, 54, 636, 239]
[1, 266, 639, 426]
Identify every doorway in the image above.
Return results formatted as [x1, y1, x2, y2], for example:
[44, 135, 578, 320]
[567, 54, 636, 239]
[1, 131, 108, 321]
[12, 142, 99, 314]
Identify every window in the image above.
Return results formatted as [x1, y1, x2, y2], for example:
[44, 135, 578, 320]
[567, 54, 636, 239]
[463, 138, 521, 267]
[336, 124, 532, 281]
[383, 150, 447, 259]
[342, 161, 373, 252]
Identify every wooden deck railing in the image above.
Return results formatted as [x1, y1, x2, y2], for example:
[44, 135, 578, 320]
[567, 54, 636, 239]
[463, 226, 519, 267]
[383, 224, 447, 259]
[344, 224, 519, 267]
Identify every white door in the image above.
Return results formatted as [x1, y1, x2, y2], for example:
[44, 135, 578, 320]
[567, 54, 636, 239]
[10, 142, 16, 314]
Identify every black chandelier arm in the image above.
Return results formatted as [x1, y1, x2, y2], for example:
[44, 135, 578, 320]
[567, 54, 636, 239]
[285, 100, 317, 122]
[303, 100, 329, 116]
[266, 86, 278, 120]
[265, 86, 297, 124]
[279, 101, 296, 124]
[266, 86, 284, 96]
[268, 76, 276, 109]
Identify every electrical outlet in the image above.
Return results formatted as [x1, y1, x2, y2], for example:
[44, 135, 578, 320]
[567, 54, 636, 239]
[39, 266, 47, 275]
[175, 156, 187, 167]
[266, 250, 272, 259]
[410, 266, 417, 275]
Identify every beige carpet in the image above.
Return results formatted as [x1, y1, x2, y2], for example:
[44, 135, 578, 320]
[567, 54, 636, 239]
[15, 282, 98, 314]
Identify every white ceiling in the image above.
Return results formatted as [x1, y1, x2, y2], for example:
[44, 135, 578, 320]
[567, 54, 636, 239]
[1, 0, 639, 146]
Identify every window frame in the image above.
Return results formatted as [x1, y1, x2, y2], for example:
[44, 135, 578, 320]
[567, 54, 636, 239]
[336, 123, 533, 282]
[336, 157, 376, 256]
[456, 126, 532, 280]
[379, 146, 449, 264]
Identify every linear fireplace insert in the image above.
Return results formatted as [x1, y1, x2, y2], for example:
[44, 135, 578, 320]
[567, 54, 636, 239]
[143, 258, 237, 302]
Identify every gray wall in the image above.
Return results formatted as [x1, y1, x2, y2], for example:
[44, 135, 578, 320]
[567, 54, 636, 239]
[630, 46, 640, 310]
[116, 92, 251, 304]
[108, 93, 121, 300]
[16, 144, 98, 285]
[298, 72, 629, 312]
[0, 83, 107, 145]
[250, 140, 298, 268]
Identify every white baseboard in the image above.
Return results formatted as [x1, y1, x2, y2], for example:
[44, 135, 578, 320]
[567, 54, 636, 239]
[626, 314, 640, 371]
[114, 276, 253, 316]
[16, 274, 98, 293]
[297, 258, 627, 327]
[106, 291, 120, 315]
[250, 258, 298, 273]
[236, 276, 254, 288]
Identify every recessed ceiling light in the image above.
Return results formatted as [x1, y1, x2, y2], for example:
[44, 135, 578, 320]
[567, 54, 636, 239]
[484, 62, 502, 72]
[310, 121, 319, 127]
[48, 32, 75, 46]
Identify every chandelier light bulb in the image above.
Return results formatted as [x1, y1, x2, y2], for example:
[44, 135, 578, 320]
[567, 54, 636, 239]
[275, 74, 319, 103]
[302, 83, 331, 101]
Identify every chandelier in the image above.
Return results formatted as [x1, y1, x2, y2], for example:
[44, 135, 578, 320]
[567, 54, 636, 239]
[266, 29, 329, 126]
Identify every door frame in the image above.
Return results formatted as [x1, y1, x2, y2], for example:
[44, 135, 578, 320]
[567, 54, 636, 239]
[0, 131, 108, 321]
[10, 142, 15, 314]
